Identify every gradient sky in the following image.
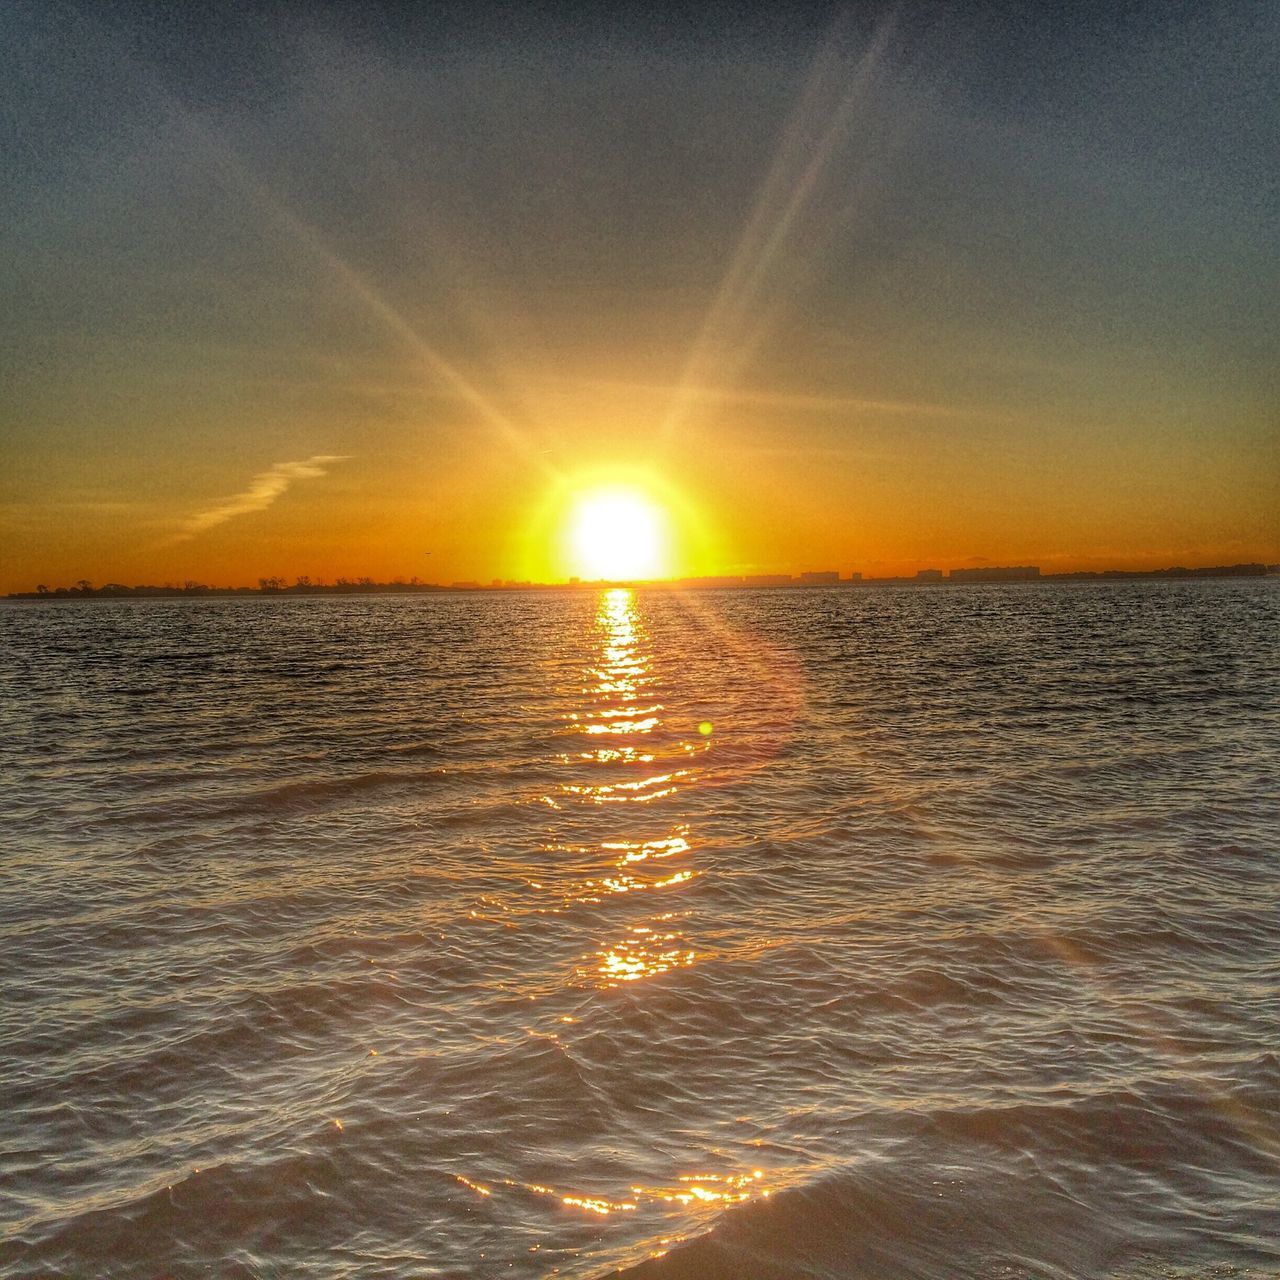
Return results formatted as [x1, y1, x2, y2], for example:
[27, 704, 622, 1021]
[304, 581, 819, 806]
[2, 0, 1277, 591]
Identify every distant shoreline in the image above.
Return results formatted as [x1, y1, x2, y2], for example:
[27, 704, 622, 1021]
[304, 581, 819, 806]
[7, 563, 1276, 600]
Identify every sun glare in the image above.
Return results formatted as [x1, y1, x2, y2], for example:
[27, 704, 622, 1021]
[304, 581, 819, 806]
[567, 490, 667, 581]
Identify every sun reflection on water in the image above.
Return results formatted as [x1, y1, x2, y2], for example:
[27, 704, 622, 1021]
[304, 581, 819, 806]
[559, 770, 687, 804]
[453, 590, 776, 1240]
[580, 745, 656, 764]
[598, 917, 698, 983]
[453, 1168, 771, 1217]
[606, 830, 691, 862]
[473, 591, 712, 972]
[636, 1169, 768, 1206]
[563, 589, 706, 987]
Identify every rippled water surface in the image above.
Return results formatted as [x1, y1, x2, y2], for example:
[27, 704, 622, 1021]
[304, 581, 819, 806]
[2, 583, 1278, 1279]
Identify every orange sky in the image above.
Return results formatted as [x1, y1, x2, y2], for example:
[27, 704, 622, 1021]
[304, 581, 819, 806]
[3, 7, 1277, 593]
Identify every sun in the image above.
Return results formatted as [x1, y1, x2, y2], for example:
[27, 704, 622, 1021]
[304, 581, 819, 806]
[566, 488, 668, 580]
[520, 466, 715, 583]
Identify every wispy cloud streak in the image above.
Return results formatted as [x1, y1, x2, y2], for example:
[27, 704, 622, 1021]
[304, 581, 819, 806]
[175, 455, 350, 540]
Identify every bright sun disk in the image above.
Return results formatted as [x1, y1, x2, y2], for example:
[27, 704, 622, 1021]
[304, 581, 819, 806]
[567, 489, 667, 581]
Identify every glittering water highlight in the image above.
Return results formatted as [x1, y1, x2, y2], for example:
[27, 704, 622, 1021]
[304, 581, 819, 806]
[1, 582, 1277, 1278]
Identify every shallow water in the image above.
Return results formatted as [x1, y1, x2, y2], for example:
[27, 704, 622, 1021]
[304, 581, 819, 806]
[2, 582, 1278, 1279]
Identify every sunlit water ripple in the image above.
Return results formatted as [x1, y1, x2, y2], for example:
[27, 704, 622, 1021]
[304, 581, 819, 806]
[2, 582, 1278, 1279]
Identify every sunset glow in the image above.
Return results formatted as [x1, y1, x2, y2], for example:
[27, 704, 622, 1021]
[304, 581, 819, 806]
[2, 4, 1275, 594]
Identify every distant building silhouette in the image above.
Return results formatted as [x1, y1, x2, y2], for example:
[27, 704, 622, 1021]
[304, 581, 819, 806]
[744, 574, 793, 586]
[799, 571, 839, 584]
[949, 566, 1041, 582]
[680, 575, 744, 588]
[915, 569, 943, 581]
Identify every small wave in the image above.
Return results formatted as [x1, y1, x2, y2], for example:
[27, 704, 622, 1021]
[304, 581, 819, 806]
[602, 1123, 1280, 1280]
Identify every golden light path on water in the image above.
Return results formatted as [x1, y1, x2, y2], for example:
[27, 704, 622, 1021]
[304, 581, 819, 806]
[529, 587, 703, 990]
[461, 587, 775, 1228]
[573, 590, 701, 988]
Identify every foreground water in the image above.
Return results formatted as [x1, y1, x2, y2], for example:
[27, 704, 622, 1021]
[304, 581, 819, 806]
[2, 582, 1278, 1279]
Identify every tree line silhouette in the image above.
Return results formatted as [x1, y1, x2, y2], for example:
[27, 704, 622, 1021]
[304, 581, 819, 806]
[18, 577, 448, 599]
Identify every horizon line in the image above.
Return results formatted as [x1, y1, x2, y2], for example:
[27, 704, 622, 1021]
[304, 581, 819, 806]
[9, 560, 1278, 600]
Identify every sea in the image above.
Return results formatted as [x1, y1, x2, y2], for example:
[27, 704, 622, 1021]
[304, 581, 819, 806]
[2, 581, 1277, 1280]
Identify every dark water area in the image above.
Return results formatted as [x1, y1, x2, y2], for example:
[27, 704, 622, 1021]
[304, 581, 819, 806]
[2, 582, 1277, 1279]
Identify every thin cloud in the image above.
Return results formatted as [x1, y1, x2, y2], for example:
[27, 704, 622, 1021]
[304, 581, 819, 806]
[175, 455, 350, 540]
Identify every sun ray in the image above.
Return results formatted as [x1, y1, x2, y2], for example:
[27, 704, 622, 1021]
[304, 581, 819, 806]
[81, 15, 556, 478]
[658, 17, 894, 446]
